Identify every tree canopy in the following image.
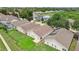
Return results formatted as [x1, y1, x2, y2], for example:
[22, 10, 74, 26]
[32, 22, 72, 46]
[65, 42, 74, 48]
[72, 20, 79, 30]
[47, 13, 69, 29]
[19, 8, 33, 21]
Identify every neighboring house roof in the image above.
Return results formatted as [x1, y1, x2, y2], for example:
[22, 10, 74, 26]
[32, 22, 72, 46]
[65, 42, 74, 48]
[12, 20, 29, 26]
[19, 22, 40, 33]
[6, 15, 19, 22]
[32, 25, 53, 38]
[45, 28, 74, 49]
[17, 22, 53, 38]
[0, 13, 19, 22]
[0, 13, 7, 21]
[75, 41, 79, 51]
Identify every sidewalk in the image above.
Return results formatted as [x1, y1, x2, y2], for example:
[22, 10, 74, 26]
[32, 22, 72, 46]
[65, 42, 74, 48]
[0, 34, 11, 51]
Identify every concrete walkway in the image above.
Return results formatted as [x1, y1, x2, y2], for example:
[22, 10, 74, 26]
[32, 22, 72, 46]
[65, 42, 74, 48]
[0, 34, 11, 51]
[69, 28, 78, 33]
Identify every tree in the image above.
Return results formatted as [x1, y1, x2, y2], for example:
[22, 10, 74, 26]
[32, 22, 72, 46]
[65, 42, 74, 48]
[64, 20, 70, 29]
[47, 13, 61, 27]
[0, 8, 8, 15]
[19, 8, 33, 21]
[47, 13, 69, 29]
[72, 20, 79, 30]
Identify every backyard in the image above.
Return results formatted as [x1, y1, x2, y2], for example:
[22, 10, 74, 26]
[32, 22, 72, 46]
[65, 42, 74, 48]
[0, 29, 58, 51]
[0, 38, 7, 51]
[69, 38, 77, 51]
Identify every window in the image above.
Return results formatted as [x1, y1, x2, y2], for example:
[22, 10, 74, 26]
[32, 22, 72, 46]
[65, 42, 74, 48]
[62, 48, 66, 51]
[52, 44, 53, 46]
[40, 37, 42, 39]
[47, 42, 48, 44]
[55, 46, 56, 48]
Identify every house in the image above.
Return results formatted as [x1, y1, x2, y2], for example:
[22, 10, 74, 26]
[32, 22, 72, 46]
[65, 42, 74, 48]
[42, 15, 50, 21]
[0, 13, 19, 23]
[15, 22, 40, 34]
[11, 20, 29, 33]
[0, 13, 7, 21]
[0, 13, 20, 30]
[14, 21, 53, 43]
[44, 28, 74, 51]
[33, 12, 43, 21]
[5, 23, 15, 30]
[33, 12, 51, 21]
[12, 20, 29, 27]
[0, 20, 15, 30]
[27, 25, 53, 43]
[6, 15, 19, 23]
[0, 13, 75, 51]
[33, 11, 63, 21]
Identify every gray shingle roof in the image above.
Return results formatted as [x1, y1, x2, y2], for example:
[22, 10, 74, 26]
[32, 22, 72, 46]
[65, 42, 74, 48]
[17, 22, 53, 38]
[45, 28, 74, 49]
[6, 15, 20, 22]
[12, 20, 29, 26]
[20, 22, 40, 33]
[0, 13, 7, 21]
[0, 13, 19, 22]
[32, 25, 53, 38]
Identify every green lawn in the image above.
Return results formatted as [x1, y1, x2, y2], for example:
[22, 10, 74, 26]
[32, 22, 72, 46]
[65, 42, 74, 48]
[54, 11, 79, 20]
[0, 29, 58, 51]
[0, 29, 22, 51]
[0, 39, 7, 51]
[69, 38, 77, 51]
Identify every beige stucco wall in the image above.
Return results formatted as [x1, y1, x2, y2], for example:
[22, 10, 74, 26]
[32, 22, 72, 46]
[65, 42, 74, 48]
[27, 31, 41, 43]
[16, 26, 26, 34]
[44, 39, 68, 51]
[11, 19, 18, 23]
[16, 26, 41, 43]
